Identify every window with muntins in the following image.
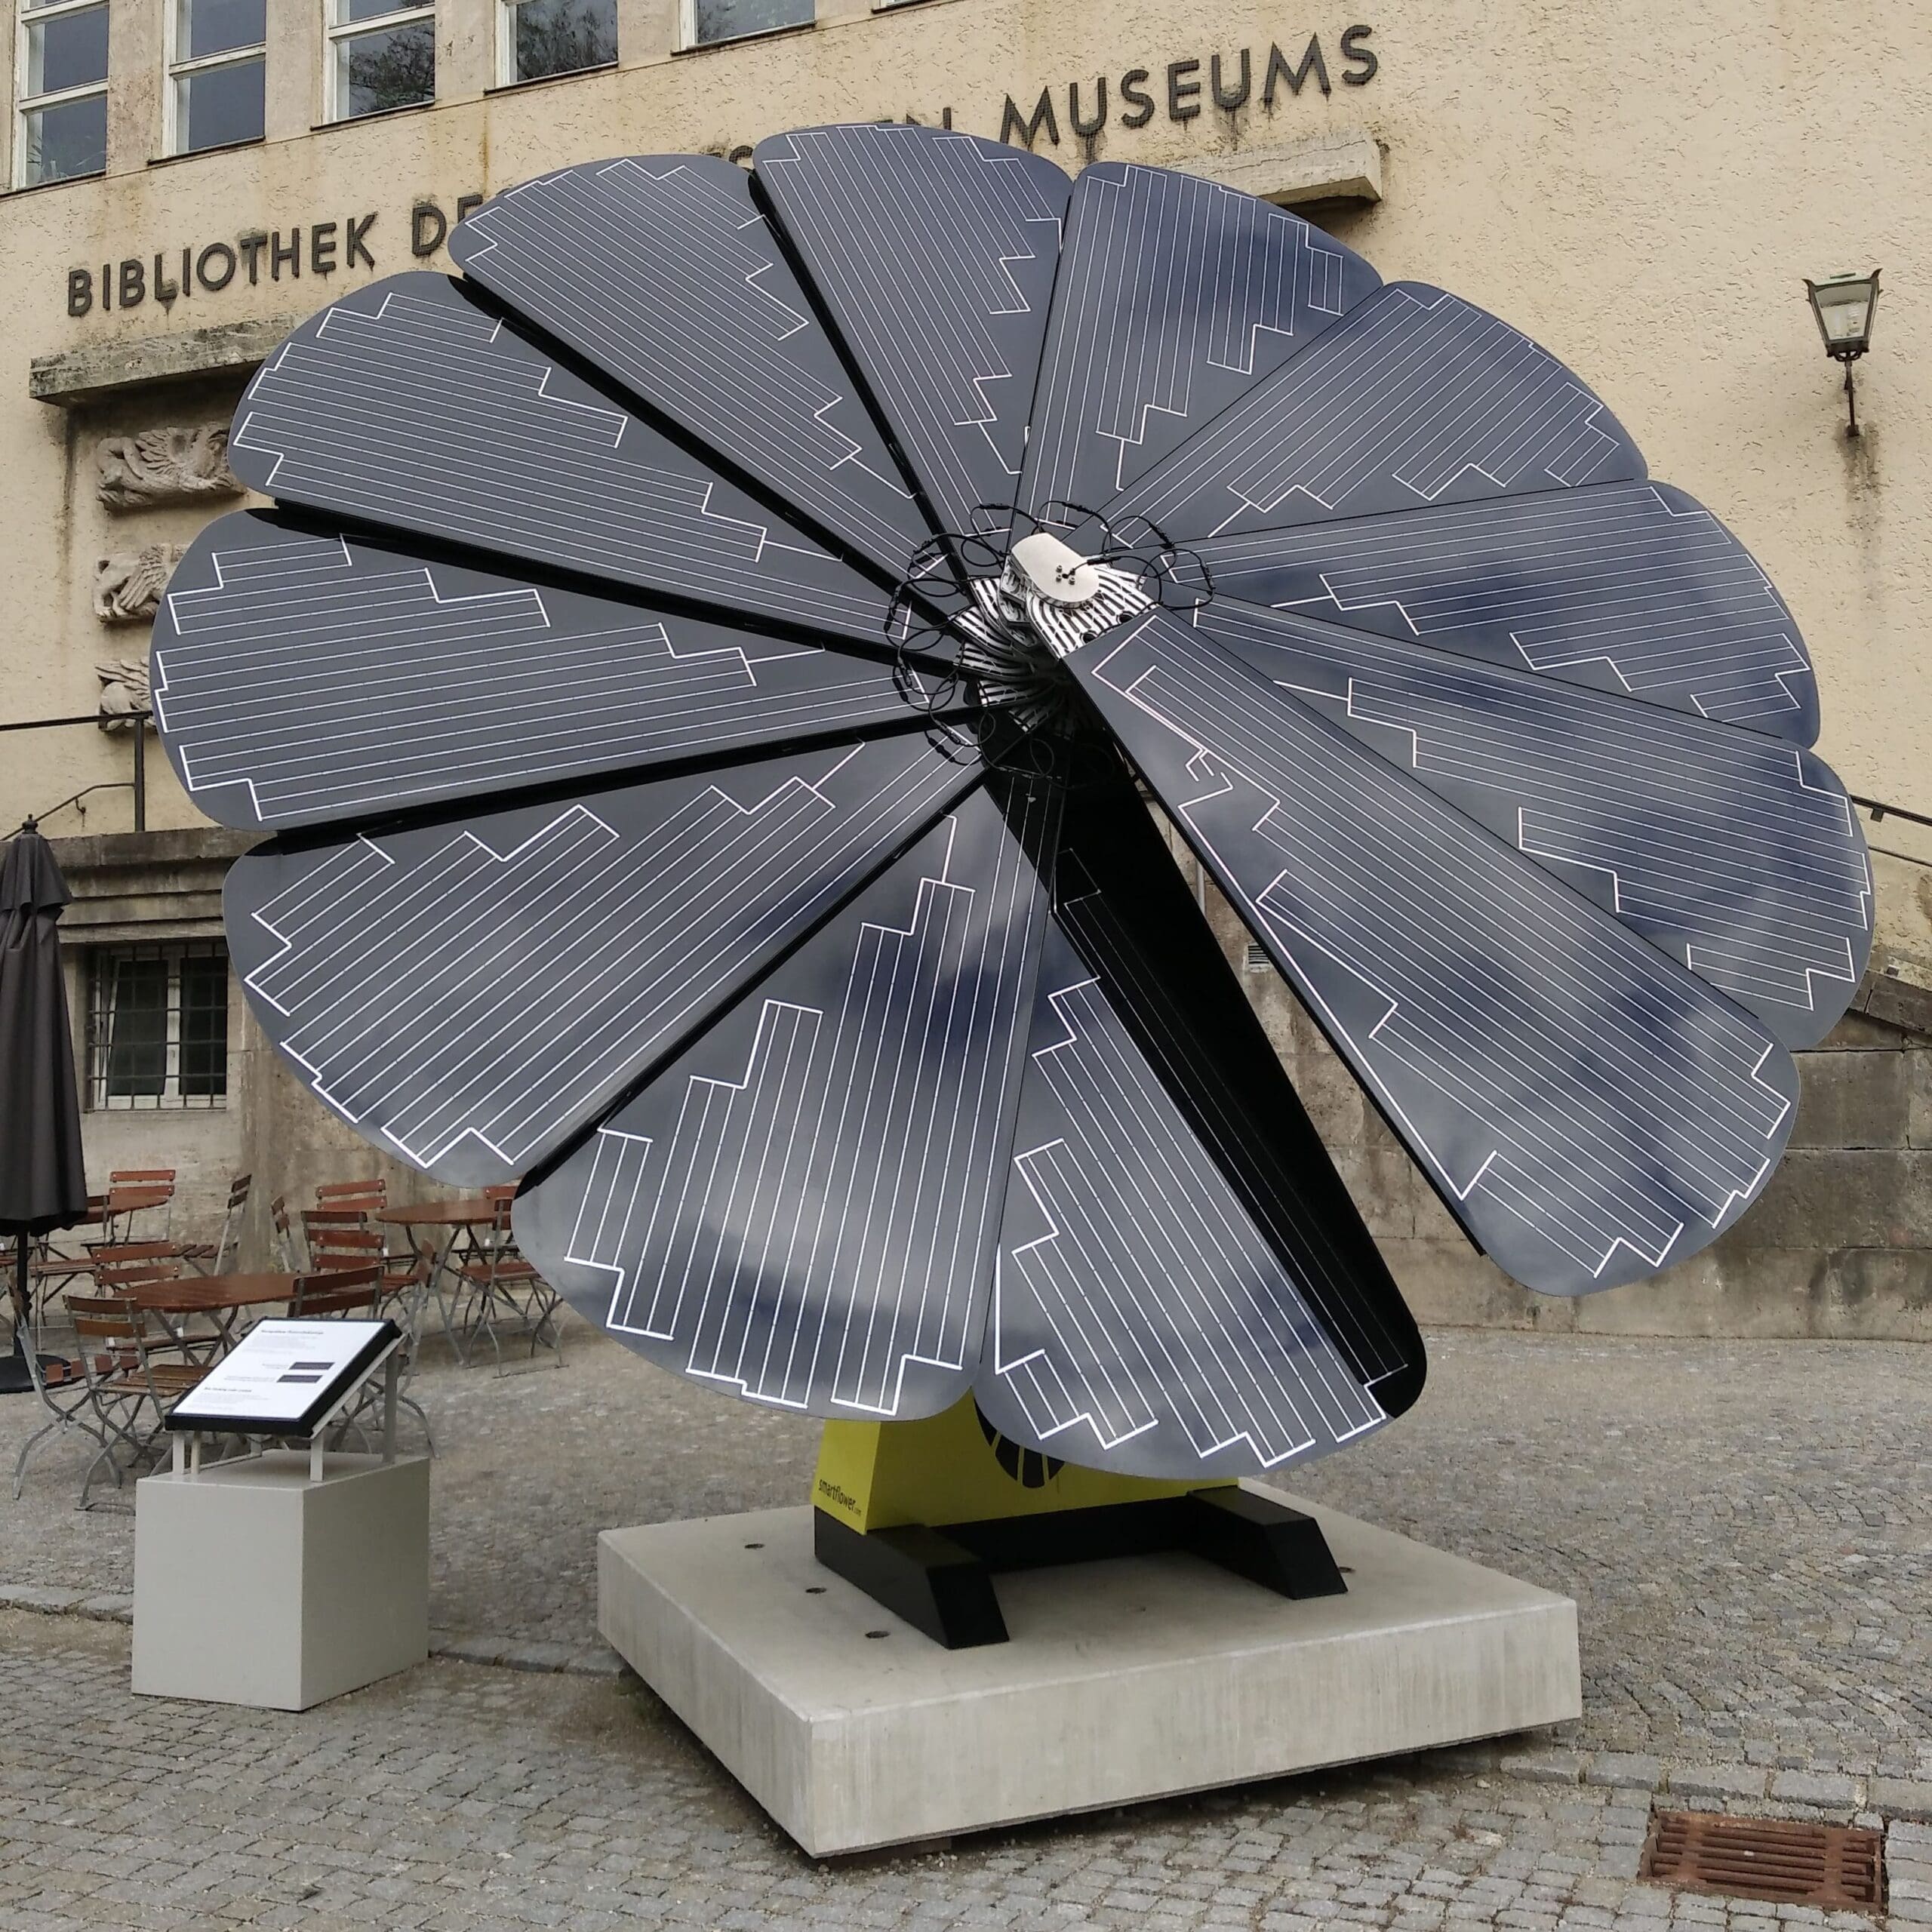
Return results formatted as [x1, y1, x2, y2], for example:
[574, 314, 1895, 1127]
[501, 0, 616, 84]
[15, 0, 108, 187]
[88, 942, 229, 1110]
[168, 0, 265, 155]
[684, 0, 812, 50]
[328, 0, 434, 122]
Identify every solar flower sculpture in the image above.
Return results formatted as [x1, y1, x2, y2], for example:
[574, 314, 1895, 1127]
[153, 131, 1868, 1531]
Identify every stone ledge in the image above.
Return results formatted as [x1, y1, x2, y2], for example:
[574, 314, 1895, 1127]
[30, 316, 297, 407]
[1179, 132, 1383, 208]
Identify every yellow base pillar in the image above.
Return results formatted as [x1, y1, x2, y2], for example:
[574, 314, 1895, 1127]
[811, 1393, 1229, 1537]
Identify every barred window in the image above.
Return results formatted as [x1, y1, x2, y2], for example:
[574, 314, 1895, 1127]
[14, 0, 109, 188]
[500, 0, 616, 84]
[88, 943, 229, 1110]
[684, 0, 811, 50]
[327, 0, 433, 122]
[166, 0, 265, 155]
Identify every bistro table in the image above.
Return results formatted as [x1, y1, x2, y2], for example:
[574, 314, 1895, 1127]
[376, 1200, 504, 1361]
[122, 1272, 304, 1358]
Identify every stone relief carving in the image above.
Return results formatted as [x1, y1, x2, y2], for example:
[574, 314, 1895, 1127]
[94, 542, 188, 624]
[95, 656, 152, 730]
[96, 425, 242, 511]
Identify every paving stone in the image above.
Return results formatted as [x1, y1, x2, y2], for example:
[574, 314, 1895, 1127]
[1583, 1758, 1660, 1793]
[1663, 1766, 1769, 1801]
[1500, 1755, 1586, 1788]
[75, 1592, 134, 1622]
[0, 1583, 82, 1613]
[1765, 1771, 1861, 1812]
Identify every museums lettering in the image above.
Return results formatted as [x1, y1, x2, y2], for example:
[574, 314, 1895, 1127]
[57, 26, 1377, 324]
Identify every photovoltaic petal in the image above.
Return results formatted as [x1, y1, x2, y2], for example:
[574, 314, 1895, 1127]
[1188, 482, 1820, 743]
[1104, 282, 1645, 540]
[755, 125, 1070, 537]
[974, 778, 1423, 1479]
[515, 774, 1057, 1420]
[224, 734, 980, 1187]
[152, 512, 961, 832]
[1021, 162, 1379, 519]
[1072, 609, 1799, 1294]
[1195, 597, 1871, 1046]
[451, 155, 932, 575]
[226, 274, 900, 648]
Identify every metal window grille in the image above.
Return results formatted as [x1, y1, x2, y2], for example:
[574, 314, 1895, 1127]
[326, 0, 433, 122]
[499, 0, 617, 85]
[165, 0, 265, 155]
[14, 0, 108, 188]
[681, 0, 812, 51]
[88, 941, 229, 1111]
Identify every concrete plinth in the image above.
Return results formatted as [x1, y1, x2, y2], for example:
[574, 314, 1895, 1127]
[599, 1488, 1581, 1857]
[134, 1451, 429, 1710]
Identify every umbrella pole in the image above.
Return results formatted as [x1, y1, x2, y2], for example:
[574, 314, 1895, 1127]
[0, 1234, 32, 1392]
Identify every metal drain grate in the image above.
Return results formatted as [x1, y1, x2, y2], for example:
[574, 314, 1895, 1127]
[1640, 1810, 1885, 1909]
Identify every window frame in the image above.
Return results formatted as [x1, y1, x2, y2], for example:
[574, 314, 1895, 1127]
[323, 0, 435, 125]
[495, 0, 619, 89]
[162, 0, 266, 158]
[678, 0, 814, 53]
[13, 0, 109, 189]
[86, 940, 231, 1113]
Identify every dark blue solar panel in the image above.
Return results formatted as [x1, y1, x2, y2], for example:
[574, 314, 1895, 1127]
[226, 273, 901, 648]
[1072, 608, 1799, 1295]
[1187, 482, 1819, 743]
[1104, 281, 1646, 540]
[1194, 595, 1870, 1046]
[755, 125, 1071, 538]
[974, 777, 1423, 1478]
[515, 774, 1057, 1420]
[451, 155, 934, 577]
[152, 512, 961, 831]
[223, 734, 980, 1186]
[1020, 162, 1380, 521]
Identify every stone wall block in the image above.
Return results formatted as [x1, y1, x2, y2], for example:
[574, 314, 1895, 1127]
[1738, 1149, 1932, 1251]
[1911, 1052, 1932, 1149]
[1380, 1239, 1567, 1331]
[1334, 1146, 1417, 1239]
[1789, 1048, 1912, 1148]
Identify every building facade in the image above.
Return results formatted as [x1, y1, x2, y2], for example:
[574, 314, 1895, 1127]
[2, 0, 1927, 1323]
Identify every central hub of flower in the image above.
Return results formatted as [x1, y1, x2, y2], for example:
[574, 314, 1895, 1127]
[956, 531, 1155, 737]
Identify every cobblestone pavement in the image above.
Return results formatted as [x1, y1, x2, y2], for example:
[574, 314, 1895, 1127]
[7, 1325, 1927, 1775]
[3, 1327, 1930, 1928]
[1, 1609, 1922, 1932]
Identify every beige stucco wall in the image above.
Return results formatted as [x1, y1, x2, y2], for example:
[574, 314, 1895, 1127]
[2, 0, 1925, 1310]
[0, 0, 1925, 856]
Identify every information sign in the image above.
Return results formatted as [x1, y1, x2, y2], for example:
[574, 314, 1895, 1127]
[165, 1319, 401, 1437]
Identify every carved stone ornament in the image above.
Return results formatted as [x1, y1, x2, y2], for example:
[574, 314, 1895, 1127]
[96, 425, 242, 512]
[94, 542, 188, 624]
[95, 656, 152, 730]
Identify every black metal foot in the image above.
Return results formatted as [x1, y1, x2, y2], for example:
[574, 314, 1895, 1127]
[813, 1488, 1346, 1649]
[814, 1511, 1008, 1648]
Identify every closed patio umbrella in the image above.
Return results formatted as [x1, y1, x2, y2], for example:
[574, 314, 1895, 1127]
[0, 820, 89, 1395]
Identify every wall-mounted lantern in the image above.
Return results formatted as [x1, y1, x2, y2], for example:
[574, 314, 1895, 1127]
[1804, 270, 1881, 435]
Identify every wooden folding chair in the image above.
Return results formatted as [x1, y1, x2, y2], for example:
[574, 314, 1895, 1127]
[10, 1316, 97, 1500]
[289, 1263, 431, 1450]
[106, 1169, 177, 1242]
[453, 1190, 563, 1374]
[269, 1194, 305, 1272]
[66, 1293, 208, 1507]
[181, 1173, 251, 1276]
[89, 1242, 223, 1360]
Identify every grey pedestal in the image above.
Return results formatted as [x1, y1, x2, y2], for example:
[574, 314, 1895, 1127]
[134, 1450, 429, 1710]
[599, 1487, 1582, 1857]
